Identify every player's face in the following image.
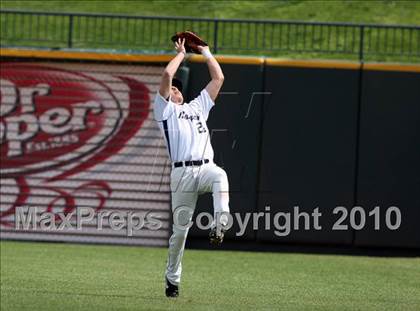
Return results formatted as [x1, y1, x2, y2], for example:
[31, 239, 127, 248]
[170, 86, 184, 105]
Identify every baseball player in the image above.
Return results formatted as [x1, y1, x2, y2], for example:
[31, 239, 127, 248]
[154, 38, 230, 298]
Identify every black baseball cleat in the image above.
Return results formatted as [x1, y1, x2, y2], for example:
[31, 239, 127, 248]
[209, 227, 225, 245]
[165, 278, 179, 298]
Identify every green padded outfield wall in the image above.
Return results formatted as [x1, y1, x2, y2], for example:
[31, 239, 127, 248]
[354, 68, 420, 248]
[185, 58, 420, 249]
[257, 63, 360, 245]
[2, 49, 419, 249]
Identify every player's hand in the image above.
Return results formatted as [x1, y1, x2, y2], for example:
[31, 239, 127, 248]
[197, 45, 210, 53]
[175, 38, 186, 55]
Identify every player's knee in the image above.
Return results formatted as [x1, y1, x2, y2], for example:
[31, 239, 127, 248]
[212, 168, 229, 192]
[215, 168, 228, 182]
[172, 226, 189, 239]
[219, 171, 229, 188]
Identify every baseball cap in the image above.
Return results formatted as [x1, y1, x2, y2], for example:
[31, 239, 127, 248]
[172, 78, 183, 93]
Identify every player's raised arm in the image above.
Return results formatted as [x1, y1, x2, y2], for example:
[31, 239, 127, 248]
[198, 45, 224, 102]
[159, 38, 186, 99]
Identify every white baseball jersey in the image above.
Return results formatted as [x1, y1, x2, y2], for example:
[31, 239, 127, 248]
[153, 89, 215, 162]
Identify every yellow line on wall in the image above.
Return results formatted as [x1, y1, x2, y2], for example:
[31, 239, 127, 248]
[1, 48, 419, 72]
[189, 54, 265, 65]
[266, 58, 420, 72]
[266, 58, 361, 70]
[363, 63, 420, 73]
[0, 48, 265, 65]
[0, 48, 174, 63]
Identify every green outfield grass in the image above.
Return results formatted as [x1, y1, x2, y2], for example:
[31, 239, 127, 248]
[1, 241, 420, 310]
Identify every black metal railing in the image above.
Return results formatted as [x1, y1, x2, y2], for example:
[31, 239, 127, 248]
[1, 9, 419, 62]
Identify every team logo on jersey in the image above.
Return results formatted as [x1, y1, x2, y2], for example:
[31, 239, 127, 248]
[178, 111, 200, 121]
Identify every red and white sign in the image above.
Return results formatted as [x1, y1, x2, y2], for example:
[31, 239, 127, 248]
[0, 62, 170, 246]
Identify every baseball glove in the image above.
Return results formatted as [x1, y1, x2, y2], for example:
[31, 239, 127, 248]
[171, 31, 208, 54]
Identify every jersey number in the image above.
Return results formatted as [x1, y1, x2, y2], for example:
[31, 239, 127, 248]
[196, 122, 207, 134]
